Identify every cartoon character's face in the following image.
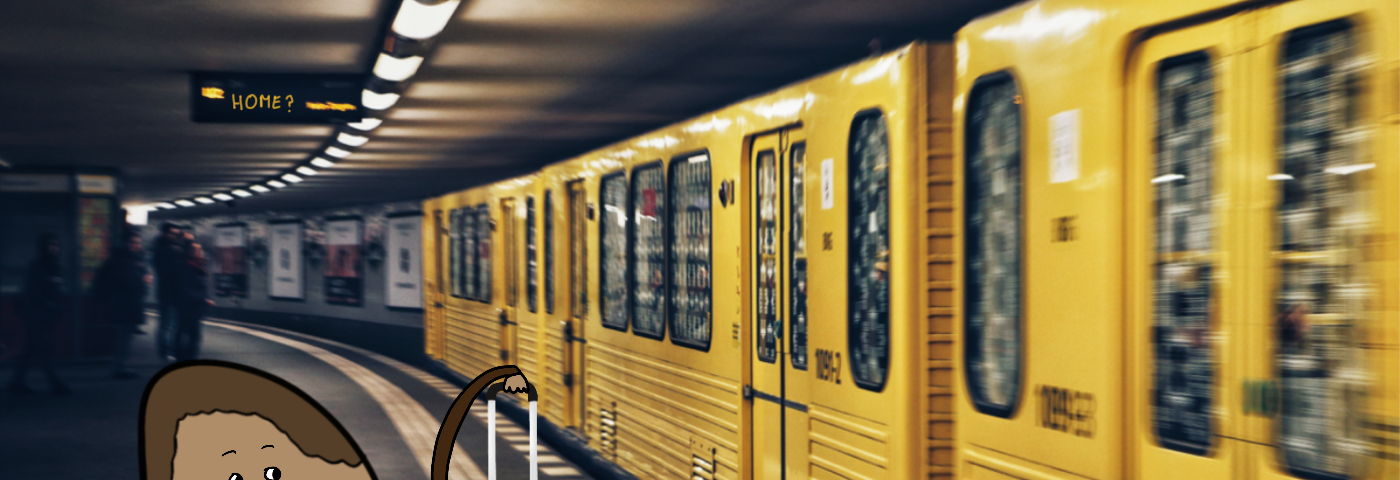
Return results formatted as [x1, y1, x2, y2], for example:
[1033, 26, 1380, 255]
[172, 412, 370, 480]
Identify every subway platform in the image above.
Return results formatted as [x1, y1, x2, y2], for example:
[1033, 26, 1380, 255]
[0, 312, 594, 480]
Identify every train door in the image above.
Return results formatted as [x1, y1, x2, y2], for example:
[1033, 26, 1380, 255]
[1249, 3, 1396, 479]
[748, 127, 810, 480]
[427, 208, 447, 359]
[564, 180, 588, 429]
[499, 198, 518, 365]
[1128, 14, 1249, 480]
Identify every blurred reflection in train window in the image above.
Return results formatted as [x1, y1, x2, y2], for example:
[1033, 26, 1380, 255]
[477, 204, 491, 302]
[544, 190, 554, 314]
[450, 209, 464, 298]
[670, 153, 712, 350]
[464, 208, 478, 300]
[1151, 51, 1216, 456]
[757, 149, 778, 363]
[1273, 20, 1371, 480]
[600, 172, 629, 331]
[790, 144, 808, 370]
[849, 111, 889, 392]
[964, 73, 1022, 416]
[528, 196, 538, 313]
[631, 164, 666, 339]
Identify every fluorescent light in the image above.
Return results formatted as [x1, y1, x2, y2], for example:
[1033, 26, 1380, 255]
[325, 146, 352, 158]
[267, 180, 287, 188]
[156, 202, 177, 210]
[1151, 174, 1185, 184]
[232, 189, 253, 197]
[391, 0, 460, 40]
[1324, 163, 1375, 176]
[175, 200, 196, 207]
[373, 53, 424, 82]
[337, 132, 368, 146]
[311, 157, 336, 168]
[362, 90, 400, 110]
[1267, 174, 1295, 181]
[347, 118, 382, 131]
[212, 193, 234, 201]
[195, 197, 215, 204]
[282, 173, 303, 183]
[296, 166, 318, 176]
[249, 185, 271, 193]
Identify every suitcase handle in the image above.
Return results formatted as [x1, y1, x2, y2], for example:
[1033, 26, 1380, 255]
[430, 365, 533, 480]
[487, 382, 540, 480]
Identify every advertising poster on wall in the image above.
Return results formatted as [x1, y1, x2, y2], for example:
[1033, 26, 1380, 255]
[213, 223, 248, 298]
[268, 220, 303, 300]
[385, 212, 423, 310]
[324, 216, 363, 306]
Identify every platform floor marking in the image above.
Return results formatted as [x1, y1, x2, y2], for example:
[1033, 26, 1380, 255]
[541, 466, 581, 476]
[209, 322, 486, 480]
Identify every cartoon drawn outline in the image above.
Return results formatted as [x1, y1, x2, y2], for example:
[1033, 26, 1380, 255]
[139, 360, 536, 480]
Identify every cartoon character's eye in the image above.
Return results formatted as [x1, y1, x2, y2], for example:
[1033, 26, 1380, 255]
[264, 467, 281, 480]
[229, 474, 243, 480]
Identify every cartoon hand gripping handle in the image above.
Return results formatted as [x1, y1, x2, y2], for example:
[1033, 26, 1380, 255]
[430, 365, 538, 480]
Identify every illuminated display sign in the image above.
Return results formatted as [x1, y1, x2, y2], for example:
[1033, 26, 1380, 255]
[190, 73, 365, 124]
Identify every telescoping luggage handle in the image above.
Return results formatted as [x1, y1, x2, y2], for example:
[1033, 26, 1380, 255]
[430, 365, 537, 480]
[487, 381, 539, 480]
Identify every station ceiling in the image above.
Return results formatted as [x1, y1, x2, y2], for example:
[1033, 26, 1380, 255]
[0, 0, 1013, 216]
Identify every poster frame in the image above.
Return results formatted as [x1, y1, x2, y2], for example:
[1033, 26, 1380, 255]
[267, 218, 305, 302]
[385, 210, 425, 312]
[213, 221, 250, 298]
[323, 214, 364, 307]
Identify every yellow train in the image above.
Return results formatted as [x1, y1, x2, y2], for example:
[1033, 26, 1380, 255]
[421, 0, 1398, 478]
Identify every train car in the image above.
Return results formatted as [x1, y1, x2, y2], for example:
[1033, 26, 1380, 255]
[954, 0, 1399, 479]
[426, 43, 959, 480]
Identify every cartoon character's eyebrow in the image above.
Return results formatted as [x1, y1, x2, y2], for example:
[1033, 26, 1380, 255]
[261, 445, 274, 449]
[222, 450, 236, 457]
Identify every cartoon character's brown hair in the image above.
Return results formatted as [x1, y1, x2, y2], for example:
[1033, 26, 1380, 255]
[139, 360, 376, 480]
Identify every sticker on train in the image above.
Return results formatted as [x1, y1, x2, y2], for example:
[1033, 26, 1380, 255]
[1036, 385, 1095, 438]
[1049, 109, 1079, 184]
[821, 158, 833, 209]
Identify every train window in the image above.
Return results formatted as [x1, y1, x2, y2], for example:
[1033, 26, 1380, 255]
[631, 163, 666, 339]
[600, 172, 629, 331]
[450, 209, 463, 298]
[477, 204, 492, 303]
[435, 210, 445, 295]
[527, 196, 538, 313]
[569, 181, 588, 319]
[849, 111, 890, 392]
[964, 73, 1023, 416]
[1151, 52, 1217, 455]
[1273, 21, 1370, 480]
[669, 152, 711, 350]
[544, 190, 554, 314]
[757, 149, 779, 363]
[463, 207, 478, 301]
[790, 143, 808, 370]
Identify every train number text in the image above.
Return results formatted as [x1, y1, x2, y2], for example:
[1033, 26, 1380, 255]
[1037, 385, 1095, 438]
[815, 348, 841, 384]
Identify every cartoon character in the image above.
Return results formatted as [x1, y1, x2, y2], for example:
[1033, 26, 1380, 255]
[139, 360, 376, 480]
[140, 361, 533, 480]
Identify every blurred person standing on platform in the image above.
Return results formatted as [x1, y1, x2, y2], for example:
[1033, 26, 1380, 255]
[152, 223, 184, 361]
[93, 229, 150, 379]
[7, 233, 72, 395]
[172, 241, 213, 362]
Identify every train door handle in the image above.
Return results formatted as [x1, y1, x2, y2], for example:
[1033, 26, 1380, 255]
[742, 385, 753, 400]
[434, 302, 443, 308]
[498, 308, 509, 325]
[561, 321, 574, 342]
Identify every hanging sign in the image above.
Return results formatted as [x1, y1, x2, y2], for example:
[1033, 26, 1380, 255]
[191, 72, 365, 124]
[385, 212, 423, 310]
[214, 223, 248, 298]
[324, 217, 364, 306]
[268, 220, 304, 300]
